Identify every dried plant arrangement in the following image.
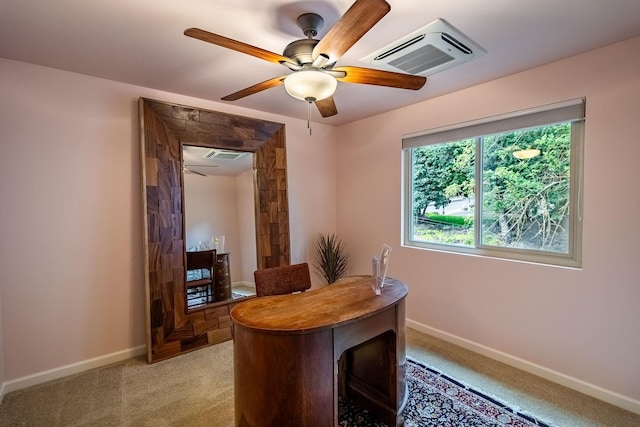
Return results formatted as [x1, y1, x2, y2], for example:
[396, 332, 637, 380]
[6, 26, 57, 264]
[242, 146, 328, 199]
[314, 233, 351, 284]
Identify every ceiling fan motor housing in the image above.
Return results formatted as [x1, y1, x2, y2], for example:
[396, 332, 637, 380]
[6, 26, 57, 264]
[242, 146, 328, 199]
[283, 38, 319, 65]
[297, 13, 324, 38]
[283, 13, 326, 65]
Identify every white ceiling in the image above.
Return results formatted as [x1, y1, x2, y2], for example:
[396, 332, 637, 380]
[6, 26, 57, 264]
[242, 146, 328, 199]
[1, 0, 639, 126]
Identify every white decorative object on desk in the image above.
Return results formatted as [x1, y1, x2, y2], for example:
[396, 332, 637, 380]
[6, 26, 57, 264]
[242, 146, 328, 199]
[380, 243, 392, 286]
[371, 256, 382, 295]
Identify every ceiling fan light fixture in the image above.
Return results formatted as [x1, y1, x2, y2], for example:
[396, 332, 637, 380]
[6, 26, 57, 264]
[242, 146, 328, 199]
[284, 70, 337, 102]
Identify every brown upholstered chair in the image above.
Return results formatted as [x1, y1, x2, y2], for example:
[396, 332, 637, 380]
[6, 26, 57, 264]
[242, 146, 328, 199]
[185, 249, 216, 307]
[254, 263, 312, 297]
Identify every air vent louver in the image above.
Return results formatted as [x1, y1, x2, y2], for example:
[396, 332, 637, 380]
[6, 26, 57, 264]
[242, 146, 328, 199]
[203, 149, 247, 160]
[360, 19, 485, 76]
[441, 32, 472, 54]
[388, 44, 455, 74]
[374, 35, 425, 61]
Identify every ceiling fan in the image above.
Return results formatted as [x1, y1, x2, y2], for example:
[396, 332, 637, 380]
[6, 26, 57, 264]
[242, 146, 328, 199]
[184, 0, 426, 118]
[183, 164, 218, 177]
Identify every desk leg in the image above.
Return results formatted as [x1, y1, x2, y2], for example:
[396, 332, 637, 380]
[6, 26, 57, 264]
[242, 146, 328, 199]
[234, 326, 334, 427]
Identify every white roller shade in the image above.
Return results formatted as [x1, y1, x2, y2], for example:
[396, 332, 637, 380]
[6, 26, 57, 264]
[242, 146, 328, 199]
[403, 98, 585, 149]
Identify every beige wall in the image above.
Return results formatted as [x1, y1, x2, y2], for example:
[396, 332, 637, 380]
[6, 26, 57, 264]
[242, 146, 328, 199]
[236, 169, 258, 283]
[0, 58, 338, 383]
[185, 174, 238, 252]
[184, 172, 255, 284]
[1, 35, 639, 410]
[336, 36, 640, 405]
[0, 292, 3, 398]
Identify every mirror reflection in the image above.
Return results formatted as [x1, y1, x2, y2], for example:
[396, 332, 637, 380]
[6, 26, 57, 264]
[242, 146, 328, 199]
[182, 145, 257, 309]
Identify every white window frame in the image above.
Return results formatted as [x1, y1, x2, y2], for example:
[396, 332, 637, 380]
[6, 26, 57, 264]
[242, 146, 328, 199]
[402, 98, 585, 268]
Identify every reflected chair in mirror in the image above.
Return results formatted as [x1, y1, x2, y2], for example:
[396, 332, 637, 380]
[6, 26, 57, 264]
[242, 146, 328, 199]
[254, 262, 312, 297]
[185, 249, 217, 309]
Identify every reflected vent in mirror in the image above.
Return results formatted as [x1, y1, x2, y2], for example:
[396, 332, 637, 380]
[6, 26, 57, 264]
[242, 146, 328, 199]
[203, 149, 248, 160]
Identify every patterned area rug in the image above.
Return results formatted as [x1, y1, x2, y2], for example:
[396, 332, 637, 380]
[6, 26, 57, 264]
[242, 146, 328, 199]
[339, 359, 554, 427]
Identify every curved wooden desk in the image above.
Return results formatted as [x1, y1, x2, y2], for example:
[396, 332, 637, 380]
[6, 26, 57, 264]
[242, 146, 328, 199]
[230, 275, 408, 426]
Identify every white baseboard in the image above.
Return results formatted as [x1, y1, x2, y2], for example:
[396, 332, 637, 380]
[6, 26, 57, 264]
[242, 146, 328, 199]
[1, 345, 146, 400]
[407, 319, 640, 415]
[4, 325, 639, 416]
[232, 281, 255, 288]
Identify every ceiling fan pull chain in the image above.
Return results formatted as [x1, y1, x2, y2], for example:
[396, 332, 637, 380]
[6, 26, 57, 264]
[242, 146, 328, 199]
[307, 99, 312, 135]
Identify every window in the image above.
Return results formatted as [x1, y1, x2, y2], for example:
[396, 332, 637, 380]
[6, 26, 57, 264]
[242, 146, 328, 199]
[403, 99, 585, 267]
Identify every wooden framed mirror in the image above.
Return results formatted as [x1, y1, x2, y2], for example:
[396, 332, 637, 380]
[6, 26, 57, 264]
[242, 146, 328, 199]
[182, 145, 257, 310]
[139, 98, 290, 363]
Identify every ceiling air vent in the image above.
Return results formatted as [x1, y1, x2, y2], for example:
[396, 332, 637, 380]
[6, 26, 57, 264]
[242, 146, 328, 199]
[360, 19, 485, 76]
[203, 149, 247, 160]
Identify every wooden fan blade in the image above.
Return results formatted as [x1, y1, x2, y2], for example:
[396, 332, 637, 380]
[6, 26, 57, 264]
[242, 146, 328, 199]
[184, 28, 296, 66]
[315, 97, 338, 117]
[312, 0, 390, 63]
[333, 66, 426, 90]
[221, 76, 287, 101]
[184, 167, 206, 177]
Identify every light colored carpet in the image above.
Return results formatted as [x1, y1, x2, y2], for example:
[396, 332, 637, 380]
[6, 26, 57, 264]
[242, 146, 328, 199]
[406, 328, 640, 427]
[0, 342, 235, 427]
[1, 328, 639, 426]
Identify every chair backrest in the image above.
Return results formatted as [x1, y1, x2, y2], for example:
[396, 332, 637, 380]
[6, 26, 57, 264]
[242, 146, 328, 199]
[186, 250, 216, 272]
[254, 263, 312, 297]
